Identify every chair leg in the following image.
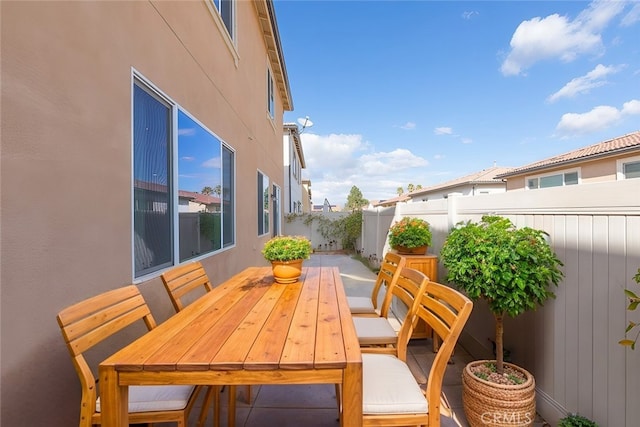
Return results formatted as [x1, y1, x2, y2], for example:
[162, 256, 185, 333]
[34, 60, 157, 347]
[243, 385, 252, 404]
[334, 383, 342, 421]
[195, 385, 220, 427]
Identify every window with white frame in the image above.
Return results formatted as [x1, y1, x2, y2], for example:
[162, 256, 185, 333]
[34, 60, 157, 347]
[133, 76, 235, 278]
[209, 0, 235, 41]
[257, 171, 270, 235]
[267, 68, 275, 119]
[526, 169, 579, 190]
[617, 156, 640, 180]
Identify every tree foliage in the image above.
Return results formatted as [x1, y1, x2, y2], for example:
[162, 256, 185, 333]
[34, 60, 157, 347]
[440, 215, 564, 374]
[620, 267, 640, 350]
[345, 186, 368, 211]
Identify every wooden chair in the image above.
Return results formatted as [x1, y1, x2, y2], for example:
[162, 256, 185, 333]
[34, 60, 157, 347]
[352, 267, 429, 354]
[56, 285, 205, 427]
[347, 252, 405, 317]
[161, 261, 250, 427]
[359, 279, 473, 426]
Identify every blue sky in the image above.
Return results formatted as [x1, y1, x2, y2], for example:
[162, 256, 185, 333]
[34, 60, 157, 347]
[274, 0, 640, 206]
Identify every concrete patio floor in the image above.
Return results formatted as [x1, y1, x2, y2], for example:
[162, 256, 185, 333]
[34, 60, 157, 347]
[188, 253, 547, 426]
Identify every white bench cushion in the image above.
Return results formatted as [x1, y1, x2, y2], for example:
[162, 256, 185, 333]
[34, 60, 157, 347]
[347, 296, 376, 314]
[353, 316, 397, 345]
[96, 385, 195, 413]
[362, 353, 428, 414]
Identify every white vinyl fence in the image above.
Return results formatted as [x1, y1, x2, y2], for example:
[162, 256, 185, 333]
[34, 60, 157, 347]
[362, 179, 640, 426]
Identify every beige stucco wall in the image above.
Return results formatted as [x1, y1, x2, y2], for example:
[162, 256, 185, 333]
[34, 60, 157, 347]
[1, 1, 288, 425]
[505, 153, 638, 190]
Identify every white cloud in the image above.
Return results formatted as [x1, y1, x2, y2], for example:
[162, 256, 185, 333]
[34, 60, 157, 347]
[300, 133, 430, 204]
[547, 64, 624, 102]
[461, 137, 473, 144]
[434, 127, 453, 135]
[202, 157, 221, 168]
[358, 149, 429, 175]
[462, 11, 479, 20]
[178, 127, 196, 136]
[623, 99, 640, 115]
[501, 0, 625, 76]
[400, 121, 416, 130]
[555, 99, 640, 136]
[621, 2, 640, 27]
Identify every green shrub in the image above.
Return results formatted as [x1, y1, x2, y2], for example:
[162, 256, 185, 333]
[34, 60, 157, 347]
[558, 414, 598, 427]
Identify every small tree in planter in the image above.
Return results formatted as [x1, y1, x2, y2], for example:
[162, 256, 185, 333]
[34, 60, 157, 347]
[440, 215, 564, 426]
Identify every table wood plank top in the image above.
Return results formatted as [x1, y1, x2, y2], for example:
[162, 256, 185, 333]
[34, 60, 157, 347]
[99, 265, 362, 426]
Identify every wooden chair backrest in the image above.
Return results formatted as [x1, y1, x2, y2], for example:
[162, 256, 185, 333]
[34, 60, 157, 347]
[398, 279, 473, 426]
[161, 261, 213, 312]
[373, 252, 406, 317]
[56, 285, 156, 425]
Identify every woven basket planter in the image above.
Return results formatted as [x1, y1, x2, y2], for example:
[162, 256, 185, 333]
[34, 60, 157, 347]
[462, 360, 536, 427]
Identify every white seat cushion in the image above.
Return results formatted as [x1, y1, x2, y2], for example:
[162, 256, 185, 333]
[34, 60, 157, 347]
[347, 296, 376, 314]
[353, 316, 398, 345]
[96, 385, 195, 413]
[362, 353, 428, 414]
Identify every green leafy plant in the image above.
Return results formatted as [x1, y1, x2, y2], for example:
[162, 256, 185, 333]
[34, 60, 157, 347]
[284, 211, 362, 251]
[620, 267, 640, 350]
[388, 217, 432, 249]
[261, 235, 312, 262]
[440, 215, 564, 375]
[558, 414, 598, 427]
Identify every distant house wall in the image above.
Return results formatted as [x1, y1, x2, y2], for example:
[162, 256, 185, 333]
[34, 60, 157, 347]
[505, 152, 639, 190]
[410, 182, 507, 201]
[1, 2, 289, 425]
[361, 179, 640, 427]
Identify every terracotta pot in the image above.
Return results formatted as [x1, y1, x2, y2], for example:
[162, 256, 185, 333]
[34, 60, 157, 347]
[462, 360, 536, 427]
[392, 245, 428, 255]
[270, 259, 303, 284]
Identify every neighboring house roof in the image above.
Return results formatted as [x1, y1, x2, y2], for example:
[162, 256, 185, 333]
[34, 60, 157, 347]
[408, 166, 514, 198]
[284, 123, 306, 168]
[372, 194, 411, 207]
[496, 131, 640, 178]
[134, 181, 220, 205]
[256, 0, 293, 110]
[178, 190, 220, 205]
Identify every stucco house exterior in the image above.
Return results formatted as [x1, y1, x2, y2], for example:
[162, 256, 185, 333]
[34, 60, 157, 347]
[496, 130, 640, 190]
[1, 1, 292, 425]
[407, 165, 513, 201]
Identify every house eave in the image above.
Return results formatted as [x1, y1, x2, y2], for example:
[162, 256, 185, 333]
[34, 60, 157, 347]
[255, 0, 293, 111]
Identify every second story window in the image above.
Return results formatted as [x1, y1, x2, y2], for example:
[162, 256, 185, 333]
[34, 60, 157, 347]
[210, 0, 235, 41]
[267, 68, 274, 119]
[527, 170, 579, 190]
[617, 156, 640, 180]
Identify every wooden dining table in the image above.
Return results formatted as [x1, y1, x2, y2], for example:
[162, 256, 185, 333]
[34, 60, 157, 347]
[99, 265, 363, 426]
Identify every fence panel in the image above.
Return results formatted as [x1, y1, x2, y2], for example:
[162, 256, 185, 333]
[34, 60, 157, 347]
[361, 179, 640, 425]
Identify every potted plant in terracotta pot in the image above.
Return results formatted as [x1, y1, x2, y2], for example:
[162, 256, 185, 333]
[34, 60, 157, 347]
[388, 216, 432, 255]
[440, 215, 564, 427]
[262, 235, 312, 284]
